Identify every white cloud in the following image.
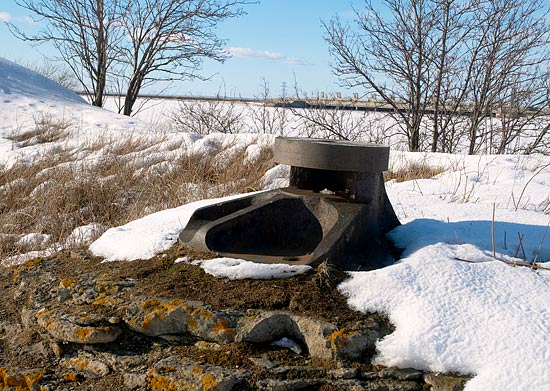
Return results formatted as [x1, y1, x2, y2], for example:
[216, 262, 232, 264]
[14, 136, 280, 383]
[284, 58, 314, 66]
[0, 12, 11, 22]
[224, 47, 284, 60]
[224, 47, 314, 67]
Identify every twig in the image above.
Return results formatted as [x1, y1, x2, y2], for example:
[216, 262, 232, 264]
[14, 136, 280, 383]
[453, 257, 550, 272]
[514, 233, 526, 261]
[515, 162, 550, 211]
[491, 203, 496, 259]
[533, 220, 549, 264]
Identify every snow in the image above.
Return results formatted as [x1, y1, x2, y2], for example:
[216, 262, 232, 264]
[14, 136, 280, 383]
[191, 257, 312, 280]
[64, 223, 107, 247]
[339, 252, 550, 391]
[1, 57, 550, 390]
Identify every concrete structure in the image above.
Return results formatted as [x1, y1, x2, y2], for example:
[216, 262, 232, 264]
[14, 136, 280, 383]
[179, 137, 400, 270]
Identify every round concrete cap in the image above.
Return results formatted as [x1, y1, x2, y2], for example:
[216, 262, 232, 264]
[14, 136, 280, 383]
[274, 137, 389, 172]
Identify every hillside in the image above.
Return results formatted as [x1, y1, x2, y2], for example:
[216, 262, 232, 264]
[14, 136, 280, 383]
[0, 58, 549, 391]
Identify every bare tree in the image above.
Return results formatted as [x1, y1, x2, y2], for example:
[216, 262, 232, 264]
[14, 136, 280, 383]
[325, 0, 549, 154]
[463, 0, 549, 154]
[9, 0, 247, 114]
[10, 0, 124, 107]
[324, 0, 440, 151]
[117, 0, 247, 116]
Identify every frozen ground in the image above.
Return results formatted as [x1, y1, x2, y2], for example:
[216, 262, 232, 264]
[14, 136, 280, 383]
[1, 57, 550, 390]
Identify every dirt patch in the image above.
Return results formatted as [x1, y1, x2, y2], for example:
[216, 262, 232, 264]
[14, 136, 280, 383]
[0, 245, 398, 390]
[44, 244, 377, 328]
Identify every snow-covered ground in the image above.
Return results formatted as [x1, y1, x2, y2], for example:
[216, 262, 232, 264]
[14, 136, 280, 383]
[1, 57, 550, 390]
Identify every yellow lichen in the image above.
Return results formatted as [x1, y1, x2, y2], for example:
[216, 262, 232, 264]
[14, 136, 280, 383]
[91, 294, 120, 306]
[59, 278, 79, 288]
[75, 328, 93, 341]
[148, 375, 177, 391]
[141, 300, 186, 329]
[35, 310, 55, 319]
[62, 373, 79, 382]
[202, 375, 217, 391]
[23, 369, 45, 388]
[213, 319, 235, 338]
[0, 368, 28, 388]
[141, 299, 162, 310]
[328, 329, 354, 348]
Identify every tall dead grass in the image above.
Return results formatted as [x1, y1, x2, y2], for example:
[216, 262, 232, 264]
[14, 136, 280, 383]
[384, 161, 445, 182]
[8, 114, 72, 147]
[0, 136, 274, 259]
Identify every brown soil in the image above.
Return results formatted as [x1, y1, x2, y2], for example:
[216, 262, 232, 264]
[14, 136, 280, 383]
[0, 245, 392, 390]
[45, 244, 375, 327]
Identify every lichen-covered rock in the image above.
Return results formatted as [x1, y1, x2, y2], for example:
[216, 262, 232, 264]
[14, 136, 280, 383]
[380, 367, 423, 381]
[36, 310, 122, 344]
[56, 276, 135, 306]
[237, 311, 299, 343]
[124, 372, 148, 390]
[330, 379, 422, 391]
[256, 378, 323, 391]
[327, 320, 381, 362]
[146, 356, 248, 391]
[124, 298, 192, 336]
[125, 297, 240, 343]
[0, 367, 46, 390]
[292, 316, 337, 361]
[329, 367, 359, 379]
[424, 373, 469, 391]
[61, 353, 110, 377]
[187, 306, 239, 344]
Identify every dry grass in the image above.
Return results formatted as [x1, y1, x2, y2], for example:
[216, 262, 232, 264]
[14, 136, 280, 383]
[8, 114, 72, 147]
[0, 131, 274, 259]
[384, 161, 445, 182]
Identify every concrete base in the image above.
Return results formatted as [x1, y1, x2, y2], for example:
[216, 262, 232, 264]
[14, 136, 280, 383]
[179, 173, 400, 270]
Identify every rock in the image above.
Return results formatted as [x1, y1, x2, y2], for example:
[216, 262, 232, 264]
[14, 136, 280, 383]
[380, 367, 423, 381]
[329, 367, 359, 379]
[327, 327, 375, 362]
[19, 341, 50, 360]
[237, 311, 299, 343]
[125, 297, 240, 343]
[292, 316, 337, 362]
[0, 368, 46, 390]
[330, 379, 369, 391]
[61, 353, 110, 377]
[195, 341, 222, 351]
[187, 306, 238, 343]
[256, 379, 323, 391]
[268, 366, 327, 379]
[424, 373, 469, 391]
[146, 356, 248, 391]
[36, 310, 122, 344]
[124, 372, 147, 389]
[249, 357, 276, 369]
[125, 298, 191, 337]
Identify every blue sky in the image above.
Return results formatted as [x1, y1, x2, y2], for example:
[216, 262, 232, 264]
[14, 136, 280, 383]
[0, 0, 362, 98]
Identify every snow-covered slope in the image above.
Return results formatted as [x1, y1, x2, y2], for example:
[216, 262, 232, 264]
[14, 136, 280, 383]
[0, 57, 86, 104]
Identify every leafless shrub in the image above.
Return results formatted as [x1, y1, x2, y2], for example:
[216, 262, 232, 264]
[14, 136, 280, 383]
[168, 98, 246, 134]
[248, 79, 291, 135]
[30, 61, 79, 90]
